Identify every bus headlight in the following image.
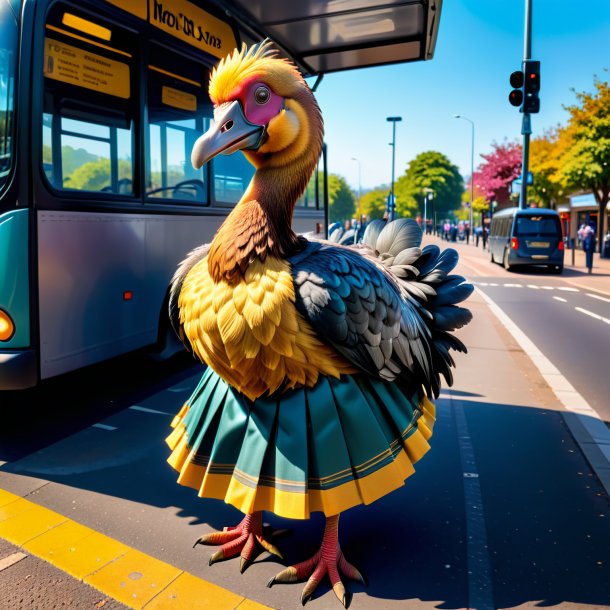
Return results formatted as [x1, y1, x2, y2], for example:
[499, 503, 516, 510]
[0, 309, 15, 341]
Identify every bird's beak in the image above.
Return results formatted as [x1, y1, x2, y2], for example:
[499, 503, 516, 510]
[191, 100, 266, 169]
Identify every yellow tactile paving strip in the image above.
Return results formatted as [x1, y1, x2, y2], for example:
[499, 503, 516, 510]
[0, 488, 270, 609]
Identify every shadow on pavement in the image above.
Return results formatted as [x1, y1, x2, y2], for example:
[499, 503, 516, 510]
[2, 383, 610, 609]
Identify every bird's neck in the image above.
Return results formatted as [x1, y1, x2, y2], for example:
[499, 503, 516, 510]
[208, 89, 323, 284]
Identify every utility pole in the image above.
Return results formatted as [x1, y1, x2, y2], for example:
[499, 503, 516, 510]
[520, 0, 533, 210]
[387, 116, 402, 221]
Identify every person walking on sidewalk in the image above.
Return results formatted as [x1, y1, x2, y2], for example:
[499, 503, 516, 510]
[580, 222, 596, 274]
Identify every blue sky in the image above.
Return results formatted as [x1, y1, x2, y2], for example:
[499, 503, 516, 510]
[310, 0, 610, 192]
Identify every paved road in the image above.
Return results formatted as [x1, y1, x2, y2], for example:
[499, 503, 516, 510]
[1, 239, 609, 609]
[473, 276, 610, 421]
[451, 235, 610, 424]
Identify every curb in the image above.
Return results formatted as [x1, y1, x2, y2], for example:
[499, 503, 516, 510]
[0, 488, 270, 610]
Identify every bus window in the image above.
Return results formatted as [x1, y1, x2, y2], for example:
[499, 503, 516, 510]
[146, 45, 209, 203]
[0, 0, 17, 193]
[213, 152, 254, 205]
[42, 4, 135, 195]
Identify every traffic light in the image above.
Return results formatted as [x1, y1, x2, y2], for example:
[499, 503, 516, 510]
[523, 60, 540, 113]
[509, 70, 524, 108]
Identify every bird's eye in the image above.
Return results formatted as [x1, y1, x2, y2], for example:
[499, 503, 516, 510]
[254, 86, 270, 105]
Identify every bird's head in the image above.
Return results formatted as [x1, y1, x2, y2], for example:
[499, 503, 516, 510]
[191, 40, 322, 172]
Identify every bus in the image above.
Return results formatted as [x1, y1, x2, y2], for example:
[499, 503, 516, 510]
[489, 207, 565, 274]
[0, 0, 442, 390]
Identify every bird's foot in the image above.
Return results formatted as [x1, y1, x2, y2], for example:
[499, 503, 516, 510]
[267, 515, 364, 607]
[193, 511, 283, 572]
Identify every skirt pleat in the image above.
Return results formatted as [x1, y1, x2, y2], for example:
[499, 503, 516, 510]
[167, 367, 435, 519]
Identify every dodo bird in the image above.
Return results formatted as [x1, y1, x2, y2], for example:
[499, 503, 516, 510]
[166, 41, 473, 606]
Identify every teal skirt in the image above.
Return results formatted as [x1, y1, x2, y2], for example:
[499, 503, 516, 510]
[167, 368, 435, 519]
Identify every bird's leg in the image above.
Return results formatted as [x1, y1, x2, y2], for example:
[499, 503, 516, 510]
[268, 514, 365, 607]
[194, 511, 283, 573]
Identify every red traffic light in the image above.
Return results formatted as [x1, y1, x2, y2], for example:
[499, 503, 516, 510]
[509, 90, 523, 107]
[523, 60, 540, 93]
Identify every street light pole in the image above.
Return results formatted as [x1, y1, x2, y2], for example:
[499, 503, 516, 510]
[386, 116, 402, 221]
[350, 157, 361, 213]
[454, 115, 475, 240]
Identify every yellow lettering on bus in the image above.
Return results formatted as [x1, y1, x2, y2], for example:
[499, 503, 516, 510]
[149, 0, 236, 59]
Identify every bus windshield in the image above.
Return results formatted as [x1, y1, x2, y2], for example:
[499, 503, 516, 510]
[515, 215, 561, 237]
[0, 0, 17, 193]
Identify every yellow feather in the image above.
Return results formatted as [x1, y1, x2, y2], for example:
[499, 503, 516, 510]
[178, 254, 357, 400]
[232, 283, 248, 314]
[241, 331, 261, 359]
[217, 301, 246, 345]
[247, 282, 266, 306]
[251, 318, 276, 346]
[242, 299, 265, 329]
[261, 347, 281, 370]
[270, 326, 294, 357]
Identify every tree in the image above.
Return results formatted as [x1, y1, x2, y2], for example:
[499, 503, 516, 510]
[327, 174, 356, 223]
[556, 75, 610, 248]
[64, 158, 132, 191]
[359, 188, 387, 220]
[474, 141, 522, 207]
[394, 151, 463, 219]
[528, 128, 564, 208]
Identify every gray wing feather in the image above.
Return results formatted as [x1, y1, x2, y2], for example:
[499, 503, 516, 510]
[290, 240, 434, 393]
[291, 218, 473, 397]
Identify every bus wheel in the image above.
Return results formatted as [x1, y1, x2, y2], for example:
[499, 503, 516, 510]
[503, 249, 512, 271]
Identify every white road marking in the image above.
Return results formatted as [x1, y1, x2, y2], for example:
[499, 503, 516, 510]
[587, 292, 610, 304]
[527, 284, 540, 289]
[553, 296, 567, 303]
[92, 423, 117, 431]
[557, 287, 579, 292]
[0, 552, 27, 572]
[452, 399, 494, 610]
[540, 286, 554, 290]
[575, 307, 610, 325]
[129, 405, 172, 415]
[504, 283, 523, 287]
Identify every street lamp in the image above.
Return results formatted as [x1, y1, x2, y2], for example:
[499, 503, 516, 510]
[424, 188, 434, 235]
[454, 114, 475, 243]
[350, 157, 361, 213]
[387, 116, 402, 221]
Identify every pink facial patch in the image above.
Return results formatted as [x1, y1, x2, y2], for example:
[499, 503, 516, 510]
[240, 80, 284, 126]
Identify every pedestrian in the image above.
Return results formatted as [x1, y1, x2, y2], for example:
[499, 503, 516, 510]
[465, 225, 470, 245]
[582, 222, 596, 274]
